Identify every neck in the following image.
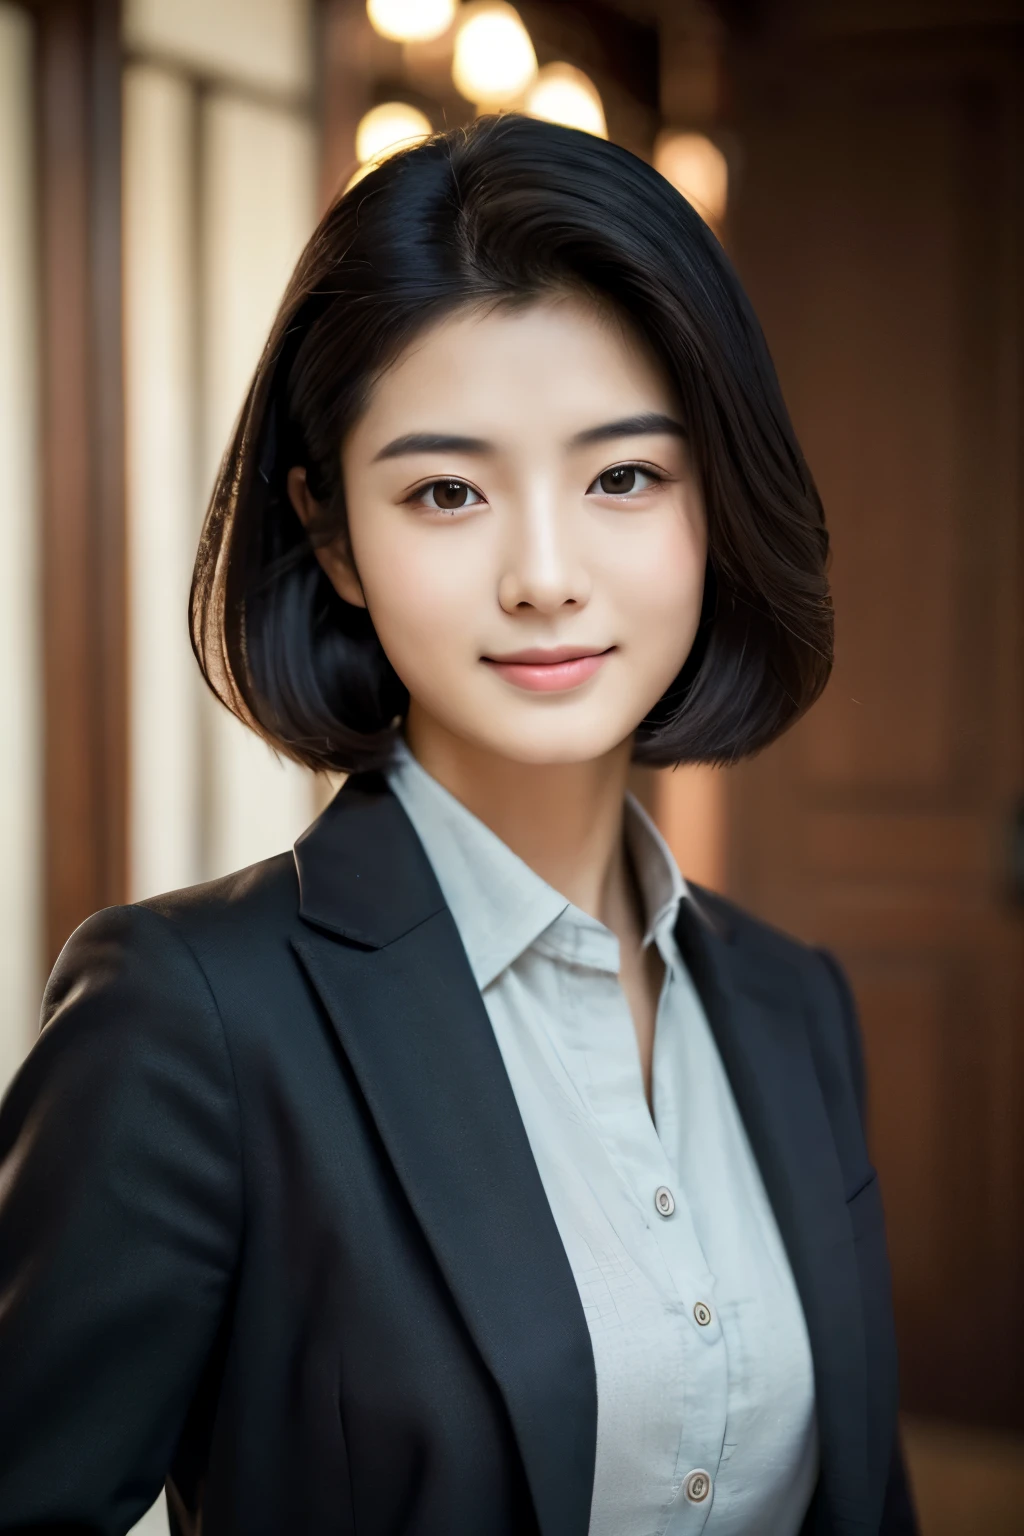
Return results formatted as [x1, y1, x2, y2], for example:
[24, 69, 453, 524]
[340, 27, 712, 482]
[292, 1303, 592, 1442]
[404, 707, 635, 926]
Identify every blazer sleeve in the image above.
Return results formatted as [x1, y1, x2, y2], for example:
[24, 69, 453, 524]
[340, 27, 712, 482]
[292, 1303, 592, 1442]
[0, 904, 243, 1534]
[815, 947, 920, 1536]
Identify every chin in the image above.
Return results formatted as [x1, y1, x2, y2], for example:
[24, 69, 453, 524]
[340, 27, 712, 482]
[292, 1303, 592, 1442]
[472, 721, 637, 768]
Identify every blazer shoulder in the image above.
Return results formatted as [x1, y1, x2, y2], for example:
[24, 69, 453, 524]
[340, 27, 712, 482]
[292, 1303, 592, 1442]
[136, 849, 301, 958]
[688, 885, 869, 1152]
[688, 881, 824, 974]
[38, 853, 304, 1056]
[687, 883, 861, 1078]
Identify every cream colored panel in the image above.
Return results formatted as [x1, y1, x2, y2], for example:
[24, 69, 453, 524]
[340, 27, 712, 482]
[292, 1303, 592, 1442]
[124, 64, 204, 900]
[0, 4, 42, 1084]
[201, 92, 317, 879]
[124, 0, 312, 97]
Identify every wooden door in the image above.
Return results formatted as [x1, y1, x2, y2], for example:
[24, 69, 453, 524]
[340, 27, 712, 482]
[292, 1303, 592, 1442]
[724, 25, 1024, 1428]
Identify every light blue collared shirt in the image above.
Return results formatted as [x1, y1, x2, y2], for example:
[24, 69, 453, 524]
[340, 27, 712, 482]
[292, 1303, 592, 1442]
[387, 741, 818, 1536]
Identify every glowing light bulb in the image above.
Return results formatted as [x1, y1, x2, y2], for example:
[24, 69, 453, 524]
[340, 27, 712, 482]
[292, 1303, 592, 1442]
[355, 101, 433, 165]
[524, 62, 606, 138]
[653, 132, 728, 227]
[452, 2, 537, 107]
[366, 0, 457, 44]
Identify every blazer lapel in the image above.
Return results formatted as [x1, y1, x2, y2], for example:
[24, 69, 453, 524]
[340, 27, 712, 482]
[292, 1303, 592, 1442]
[291, 774, 597, 1536]
[677, 892, 872, 1536]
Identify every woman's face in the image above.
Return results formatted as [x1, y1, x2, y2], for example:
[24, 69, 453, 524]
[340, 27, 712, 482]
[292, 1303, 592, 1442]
[316, 295, 707, 767]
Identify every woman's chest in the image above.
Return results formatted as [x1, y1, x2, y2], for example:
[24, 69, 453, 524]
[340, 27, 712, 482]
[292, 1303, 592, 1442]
[477, 956, 819, 1536]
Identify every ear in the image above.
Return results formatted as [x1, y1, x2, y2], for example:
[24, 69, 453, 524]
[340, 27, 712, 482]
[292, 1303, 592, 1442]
[287, 466, 366, 609]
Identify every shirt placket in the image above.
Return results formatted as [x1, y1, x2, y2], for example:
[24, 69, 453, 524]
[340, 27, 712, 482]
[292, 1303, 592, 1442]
[646, 947, 727, 1532]
[562, 938, 729, 1536]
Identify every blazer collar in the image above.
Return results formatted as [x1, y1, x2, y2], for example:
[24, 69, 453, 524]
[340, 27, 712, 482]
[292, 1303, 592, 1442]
[294, 769, 732, 951]
[293, 772, 597, 1536]
[294, 771, 447, 947]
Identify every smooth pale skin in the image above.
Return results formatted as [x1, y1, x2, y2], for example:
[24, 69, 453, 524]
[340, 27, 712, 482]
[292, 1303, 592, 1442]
[289, 295, 707, 1108]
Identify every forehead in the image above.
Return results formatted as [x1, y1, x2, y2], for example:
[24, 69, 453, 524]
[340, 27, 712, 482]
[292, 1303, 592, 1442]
[353, 295, 677, 450]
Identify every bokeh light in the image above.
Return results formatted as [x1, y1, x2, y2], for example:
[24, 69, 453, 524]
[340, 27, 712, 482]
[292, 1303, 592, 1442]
[525, 62, 606, 138]
[355, 101, 433, 165]
[653, 131, 728, 226]
[366, 0, 457, 44]
[452, 2, 537, 107]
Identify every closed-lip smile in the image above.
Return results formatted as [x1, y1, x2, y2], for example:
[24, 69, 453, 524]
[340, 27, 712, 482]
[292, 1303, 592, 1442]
[481, 644, 614, 693]
[484, 644, 612, 664]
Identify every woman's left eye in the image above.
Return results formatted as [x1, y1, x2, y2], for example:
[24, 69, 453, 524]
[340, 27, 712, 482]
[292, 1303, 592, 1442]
[415, 479, 484, 512]
[588, 464, 661, 497]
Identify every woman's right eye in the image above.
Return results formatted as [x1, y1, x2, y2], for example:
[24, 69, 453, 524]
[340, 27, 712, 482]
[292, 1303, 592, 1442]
[413, 479, 484, 512]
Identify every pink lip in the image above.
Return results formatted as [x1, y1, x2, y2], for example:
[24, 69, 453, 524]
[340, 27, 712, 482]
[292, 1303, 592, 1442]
[482, 646, 614, 693]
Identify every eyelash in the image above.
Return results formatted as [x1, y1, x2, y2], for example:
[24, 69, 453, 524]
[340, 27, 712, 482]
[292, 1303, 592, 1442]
[406, 461, 668, 514]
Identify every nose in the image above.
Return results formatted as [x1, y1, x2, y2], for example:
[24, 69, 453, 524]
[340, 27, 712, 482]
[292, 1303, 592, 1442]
[497, 488, 591, 616]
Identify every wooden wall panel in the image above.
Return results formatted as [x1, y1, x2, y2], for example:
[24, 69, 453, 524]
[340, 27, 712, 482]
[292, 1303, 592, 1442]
[35, 0, 127, 964]
[726, 29, 1024, 1426]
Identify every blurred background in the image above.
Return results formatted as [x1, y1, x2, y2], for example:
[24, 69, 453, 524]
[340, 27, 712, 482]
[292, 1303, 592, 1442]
[0, 0, 1021, 1530]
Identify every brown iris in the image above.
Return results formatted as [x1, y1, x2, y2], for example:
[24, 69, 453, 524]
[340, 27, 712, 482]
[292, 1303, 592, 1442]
[598, 465, 637, 494]
[432, 479, 471, 509]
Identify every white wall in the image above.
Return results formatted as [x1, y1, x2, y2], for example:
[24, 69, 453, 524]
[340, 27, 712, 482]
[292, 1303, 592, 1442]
[124, 11, 318, 903]
[124, 64, 203, 897]
[199, 91, 319, 880]
[124, 0, 312, 96]
[0, 3, 42, 1085]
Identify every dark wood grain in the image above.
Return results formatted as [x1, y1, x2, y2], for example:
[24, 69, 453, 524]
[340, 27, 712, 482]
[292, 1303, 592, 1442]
[36, 0, 126, 965]
[724, 18, 1024, 1427]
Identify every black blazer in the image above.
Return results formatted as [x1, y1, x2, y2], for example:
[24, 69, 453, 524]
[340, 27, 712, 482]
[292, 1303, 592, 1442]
[0, 772, 917, 1536]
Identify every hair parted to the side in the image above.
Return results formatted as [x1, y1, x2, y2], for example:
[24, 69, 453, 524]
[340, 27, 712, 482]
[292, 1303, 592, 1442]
[190, 113, 832, 775]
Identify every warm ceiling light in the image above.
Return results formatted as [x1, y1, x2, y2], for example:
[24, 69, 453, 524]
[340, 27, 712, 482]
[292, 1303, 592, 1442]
[366, 0, 457, 44]
[452, 2, 537, 106]
[654, 132, 728, 226]
[355, 101, 432, 165]
[525, 62, 606, 138]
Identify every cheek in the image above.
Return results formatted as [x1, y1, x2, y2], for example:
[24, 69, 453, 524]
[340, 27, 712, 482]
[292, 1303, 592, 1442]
[352, 518, 487, 663]
[600, 506, 707, 651]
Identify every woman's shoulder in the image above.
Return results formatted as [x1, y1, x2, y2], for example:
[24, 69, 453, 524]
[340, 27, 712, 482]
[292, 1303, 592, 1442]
[136, 847, 301, 961]
[686, 879, 840, 981]
[42, 850, 304, 1055]
[76, 844, 298, 955]
[685, 880, 865, 1108]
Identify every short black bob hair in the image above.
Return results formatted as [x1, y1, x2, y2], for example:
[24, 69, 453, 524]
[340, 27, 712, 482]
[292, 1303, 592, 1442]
[191, 113, 832, 774]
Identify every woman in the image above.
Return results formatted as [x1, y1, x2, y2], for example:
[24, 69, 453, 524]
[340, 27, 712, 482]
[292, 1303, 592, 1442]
[0, 116, 917, 1535]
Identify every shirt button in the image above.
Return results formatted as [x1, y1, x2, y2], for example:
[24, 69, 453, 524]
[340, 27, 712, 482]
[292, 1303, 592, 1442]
[693, 1300, 712, 1327]
[654, 1185, 675, 1218]
[684, 1469, 712, 1504]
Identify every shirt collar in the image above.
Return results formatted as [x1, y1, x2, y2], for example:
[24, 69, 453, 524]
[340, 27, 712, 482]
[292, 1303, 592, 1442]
[624, 790, 690, 956]
[385, 738, 690, 990]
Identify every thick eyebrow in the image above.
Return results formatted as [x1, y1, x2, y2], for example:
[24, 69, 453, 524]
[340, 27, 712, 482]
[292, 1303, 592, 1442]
[568, 412, 686, 448]
[370, 411, 686, 464]
[372, 432, 492, 462]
